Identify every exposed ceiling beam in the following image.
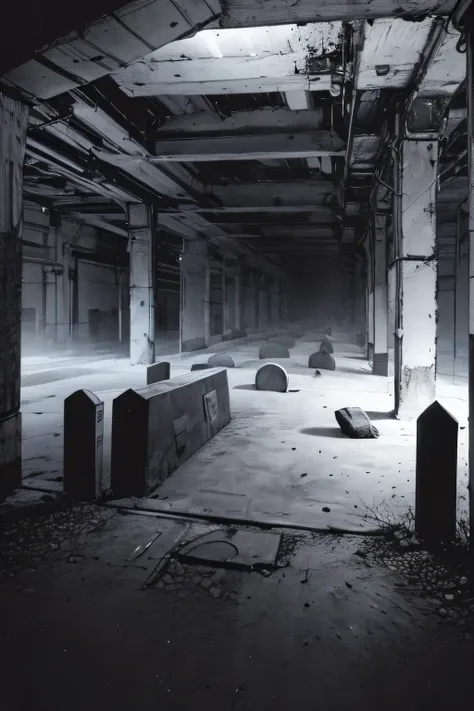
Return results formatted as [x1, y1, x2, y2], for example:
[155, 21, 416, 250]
[113, 22, 341, 97]
[3, 0, 222, 100]
[114, 73, 333, 98]
[155, 108, 324, 135]
[210, 181, 335, 206]
[151, 132, 345, 162]
[222, 0, 455, 25]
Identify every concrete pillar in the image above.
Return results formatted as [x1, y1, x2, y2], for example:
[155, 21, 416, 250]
[366, 234, 374, 362]
[242, 271, 258, 331]
[258, 275, 270, 329]
[128, 203, 155, 365]
[395, 139, 438, 418]
[270, 278, 280, 323]
[0, 94, 29, 500]
[222, 259, 236, 339]
[387, 264, 396, 379]
[235, 269, 242, 335]
[466, 32, 474, 541]
[181, 239, 210, 351]
[373, 215, 389, 375]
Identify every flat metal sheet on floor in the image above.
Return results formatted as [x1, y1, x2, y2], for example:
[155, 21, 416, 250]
[179, 529, 281, 569]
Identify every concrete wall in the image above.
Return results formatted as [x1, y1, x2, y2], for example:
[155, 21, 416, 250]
[21, 203, 129, 355]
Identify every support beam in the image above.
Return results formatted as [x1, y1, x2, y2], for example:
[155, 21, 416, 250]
[373, 215, 389, 376]
[0, 94, 29, 500]
[128, 204, 155, 366]
[152, 132, 345, 162]
[365, 233, 374, 362]
[155, 108, 324, 136]
[180, 239, 210, 352]
[395, 139, 438, 418]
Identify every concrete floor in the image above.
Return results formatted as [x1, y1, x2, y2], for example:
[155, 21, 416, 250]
[20, 330, 470, 534]
[0, 506, 473, 711]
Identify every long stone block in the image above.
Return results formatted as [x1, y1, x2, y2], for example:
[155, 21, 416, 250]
[111, 368, 231, 498]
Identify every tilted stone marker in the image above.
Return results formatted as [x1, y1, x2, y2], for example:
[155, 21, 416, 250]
[308, 352, 336, 371]
[208, 353, 235, 368]
[415, 401, 458, 543]
[335, 407, 379, 439]
[64, 389, 104, 500]
[259, 342, 290, 359]
[191, 363, 209, 371]
[111, 368, 231, 498]
[146, 361, 170, 385]
[255, 363, 289, 392]
[319, 338, 334, 354]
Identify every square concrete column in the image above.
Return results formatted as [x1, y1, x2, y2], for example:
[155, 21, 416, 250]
[242, 271, 258, 331]
[0, 94, 29, 500]
[222, 259, 235, 339]
[395, 139, 438, 418]
[128, 203, 155, 365]
[180, 239, 210, 351]
[466, 32, 474, 540]
[258, 276, 270, 329]
[234, 268, 242, 335]
[387, 264, 396, 379]
[373, 215, 389, 375]
[365, 235, 374, 362]
[270, 277, 281, 323]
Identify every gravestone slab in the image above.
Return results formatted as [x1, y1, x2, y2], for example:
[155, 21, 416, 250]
[335, 407, 379, 439]
[208, 353, 235, 368]
[259, 343, 290, 359]
[308, 352, 336, 370]
[268, 335, 296, 349]
[147, 361, 171, 385]
[319, 338, 334, 354]
[416, 401, 458, 543]
[64, 389, 104, 501]
[191, 363, 209, 371]
[255, 363, 289, 392]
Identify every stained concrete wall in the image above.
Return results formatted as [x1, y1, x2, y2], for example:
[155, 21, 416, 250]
[21, 204, 129, 354]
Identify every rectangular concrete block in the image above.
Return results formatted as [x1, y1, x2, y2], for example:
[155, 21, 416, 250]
[111, 368, 231, 498]
[146, 361, 170, 385]
[0, 413, 21, 500]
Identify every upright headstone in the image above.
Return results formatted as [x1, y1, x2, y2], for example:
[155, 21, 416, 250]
[208, 353, 235, 368]
[308, 352, 336, 371]
[255, 363, 289, 392]
[191, 363, 209, 371]
[64, 389, 104, 501]
[146, 361, 171, 385]
[319, 338, 334, 354]
[259, 343, 290, 359]
[415, 401, 458, 543]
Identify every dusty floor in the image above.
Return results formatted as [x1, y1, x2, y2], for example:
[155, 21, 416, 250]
[0, 503, 473, 711]
[20, 328, 470, 533]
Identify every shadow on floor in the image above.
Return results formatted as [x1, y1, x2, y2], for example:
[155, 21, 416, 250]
[301, 427, 345, 438]
[337, 366, 373, 376]
[365, 410, 395, 421]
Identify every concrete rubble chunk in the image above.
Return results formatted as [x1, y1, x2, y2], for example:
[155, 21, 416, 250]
[259, 343, 290, 359]
[319, 338, 334, 354]
[335, 407, 379, 439]
[208, 353, 235, 368]
[308, 352, 336, 371]
[255, 363, 289, 392]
